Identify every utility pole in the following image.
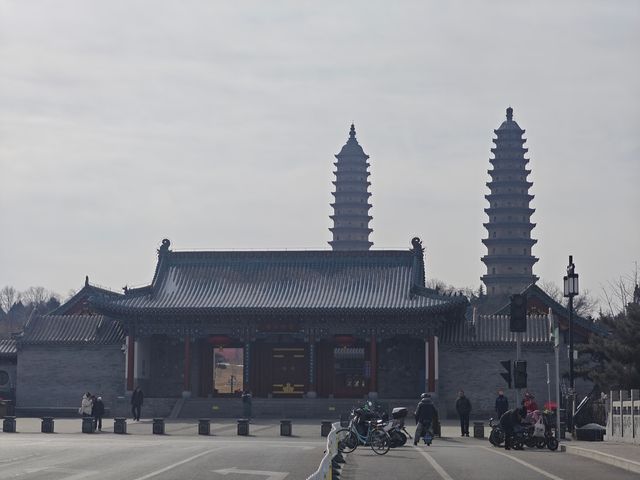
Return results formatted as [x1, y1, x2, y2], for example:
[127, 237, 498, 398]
[551, 309, 561, 441]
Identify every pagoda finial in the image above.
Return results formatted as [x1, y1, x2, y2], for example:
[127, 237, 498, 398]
[349, 123, 356, 139]
[506, 106, 513, 121]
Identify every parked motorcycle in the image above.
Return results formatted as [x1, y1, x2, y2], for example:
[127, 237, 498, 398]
[385, 407, 413, 447]
[488, 417, 505, 446]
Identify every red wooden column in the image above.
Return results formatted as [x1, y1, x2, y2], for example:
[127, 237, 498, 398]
[183, 335, 191, 393]
[126, 331, 135, 391]
[369, 334, 378, 396]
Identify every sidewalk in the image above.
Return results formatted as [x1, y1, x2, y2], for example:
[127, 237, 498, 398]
[562, 440, 640, 475]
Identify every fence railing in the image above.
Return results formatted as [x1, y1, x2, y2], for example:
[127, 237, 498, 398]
[607, 389, 639, 445]
[307, 422, 342, 480]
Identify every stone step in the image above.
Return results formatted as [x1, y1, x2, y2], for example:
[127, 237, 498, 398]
[178, 398, 418, 419]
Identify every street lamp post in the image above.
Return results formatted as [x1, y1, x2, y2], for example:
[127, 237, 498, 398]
[563, 255, 579, 434]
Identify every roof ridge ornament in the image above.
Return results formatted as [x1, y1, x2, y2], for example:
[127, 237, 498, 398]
[506, 106, 513, 121]
[411, 237, 424, 254]
[158, 238, 171, 256]
[349, 123, 356, 139]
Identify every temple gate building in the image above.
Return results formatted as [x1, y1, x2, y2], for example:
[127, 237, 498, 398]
[92, 238, 467, 400]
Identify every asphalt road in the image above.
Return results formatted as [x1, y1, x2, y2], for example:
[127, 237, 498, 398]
[338, 435, 640, 480]
[0, 419, 327, 480]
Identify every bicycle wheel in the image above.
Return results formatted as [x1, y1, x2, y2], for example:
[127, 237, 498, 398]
[336, 429, 359, 453]
[369, 429, 391, 455]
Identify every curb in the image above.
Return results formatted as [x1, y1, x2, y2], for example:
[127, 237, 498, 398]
[564, 445, 640, 475]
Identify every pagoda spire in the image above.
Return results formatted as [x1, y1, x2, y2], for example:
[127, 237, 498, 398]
[481, 107, 539, 295]
[328, 124, 373, 251]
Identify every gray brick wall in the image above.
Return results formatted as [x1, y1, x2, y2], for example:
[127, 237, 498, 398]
[437, 343, 575, 419]
[378, 338, 424, 398]
[16, 344, 125, 408]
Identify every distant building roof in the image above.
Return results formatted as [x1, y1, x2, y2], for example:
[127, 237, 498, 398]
[19, 315, 124, 345]
[52, 278, 122, 316]
[0, 338, 17, 356]
[440, 314, 552, 346]
[92, 239, 468, 317]
[491, 283, 607, 336]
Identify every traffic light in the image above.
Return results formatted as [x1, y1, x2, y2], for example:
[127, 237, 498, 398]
[510, 294, 527, 332]
[500, 360, 512, 388]
[514, 360, 527, 389]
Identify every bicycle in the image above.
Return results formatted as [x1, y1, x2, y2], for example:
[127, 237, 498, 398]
[336, 416, 391, 455]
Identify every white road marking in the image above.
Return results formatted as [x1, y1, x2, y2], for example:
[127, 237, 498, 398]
[25, 467, 99, 480]
[130, 448, 224, 480]
[213, 467, 289, 479]
[412, 446, 454, 480]
[479, 446, 566, 480]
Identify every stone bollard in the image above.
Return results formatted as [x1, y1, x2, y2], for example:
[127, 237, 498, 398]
[280, 419, 292, 436]
[82, 416, 95, 434]
[114, 417, 127, 434]
[198, 418, 210, 436]
[41, 417, 54, 433]
[2, 416, 16, 433]
[152, 418, 165, 435]
[473, 422, 484, 438]
[237, 418, 249, 436]
[321, 420, 332, 437]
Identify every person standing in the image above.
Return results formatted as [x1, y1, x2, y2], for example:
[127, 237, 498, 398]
[414, 393, 437, 446]
[495, 389, 509, 420]
[79, 392, 93, 417]
[93, 396, 105, 431]
[455, 390, 472, 437]
[241, 390, 252, 420]
[500, 407, 525, 450]
[131, 387, 144, 421]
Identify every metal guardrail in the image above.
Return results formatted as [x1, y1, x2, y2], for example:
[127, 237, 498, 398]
[608, 389, 639, 444]
[306, 422, 342, 480]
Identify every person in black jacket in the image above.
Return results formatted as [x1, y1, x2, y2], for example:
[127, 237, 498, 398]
[131, 387, 144, 421]
[495, 389, 509, 420]
[414, 393, 437, 445]
[455, 390, 472, 437]
[500, 407, 525, 450]
[92, 396, 105, 431]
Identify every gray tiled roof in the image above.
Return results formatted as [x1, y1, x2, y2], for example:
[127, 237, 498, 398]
[20, 315, 124, 345]
[93, 249, 467, 315]
[439, 314, 552, 345]
[0, 338, 16, 356]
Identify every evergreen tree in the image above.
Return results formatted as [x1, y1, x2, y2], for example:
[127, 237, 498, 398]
[578, 303, 640, 389]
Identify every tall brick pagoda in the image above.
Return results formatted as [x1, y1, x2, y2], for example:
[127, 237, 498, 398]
[329, 124, 373, 250]
[481, 107, 538, 295]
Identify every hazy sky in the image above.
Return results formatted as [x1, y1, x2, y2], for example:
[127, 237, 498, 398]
[1, 1, 638, 303]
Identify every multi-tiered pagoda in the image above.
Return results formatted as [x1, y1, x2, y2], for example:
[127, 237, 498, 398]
[329, 124, 373, 250]
[481, 107, 538, 295]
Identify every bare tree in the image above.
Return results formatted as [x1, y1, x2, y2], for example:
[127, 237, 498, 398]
[539, 279, 598, 318]
[21, 286, 50, 306]
[600, 264, 638, 317]
[0, 286, 21, 313]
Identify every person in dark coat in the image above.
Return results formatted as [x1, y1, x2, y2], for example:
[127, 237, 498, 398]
[92, 396, 105, 431]
[131, 387, 144, 421]
[495, 389, 509, 420]
[455, 390, 472, 437]
[500, 407, 525, 450]
[414, 393, 437, 445]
